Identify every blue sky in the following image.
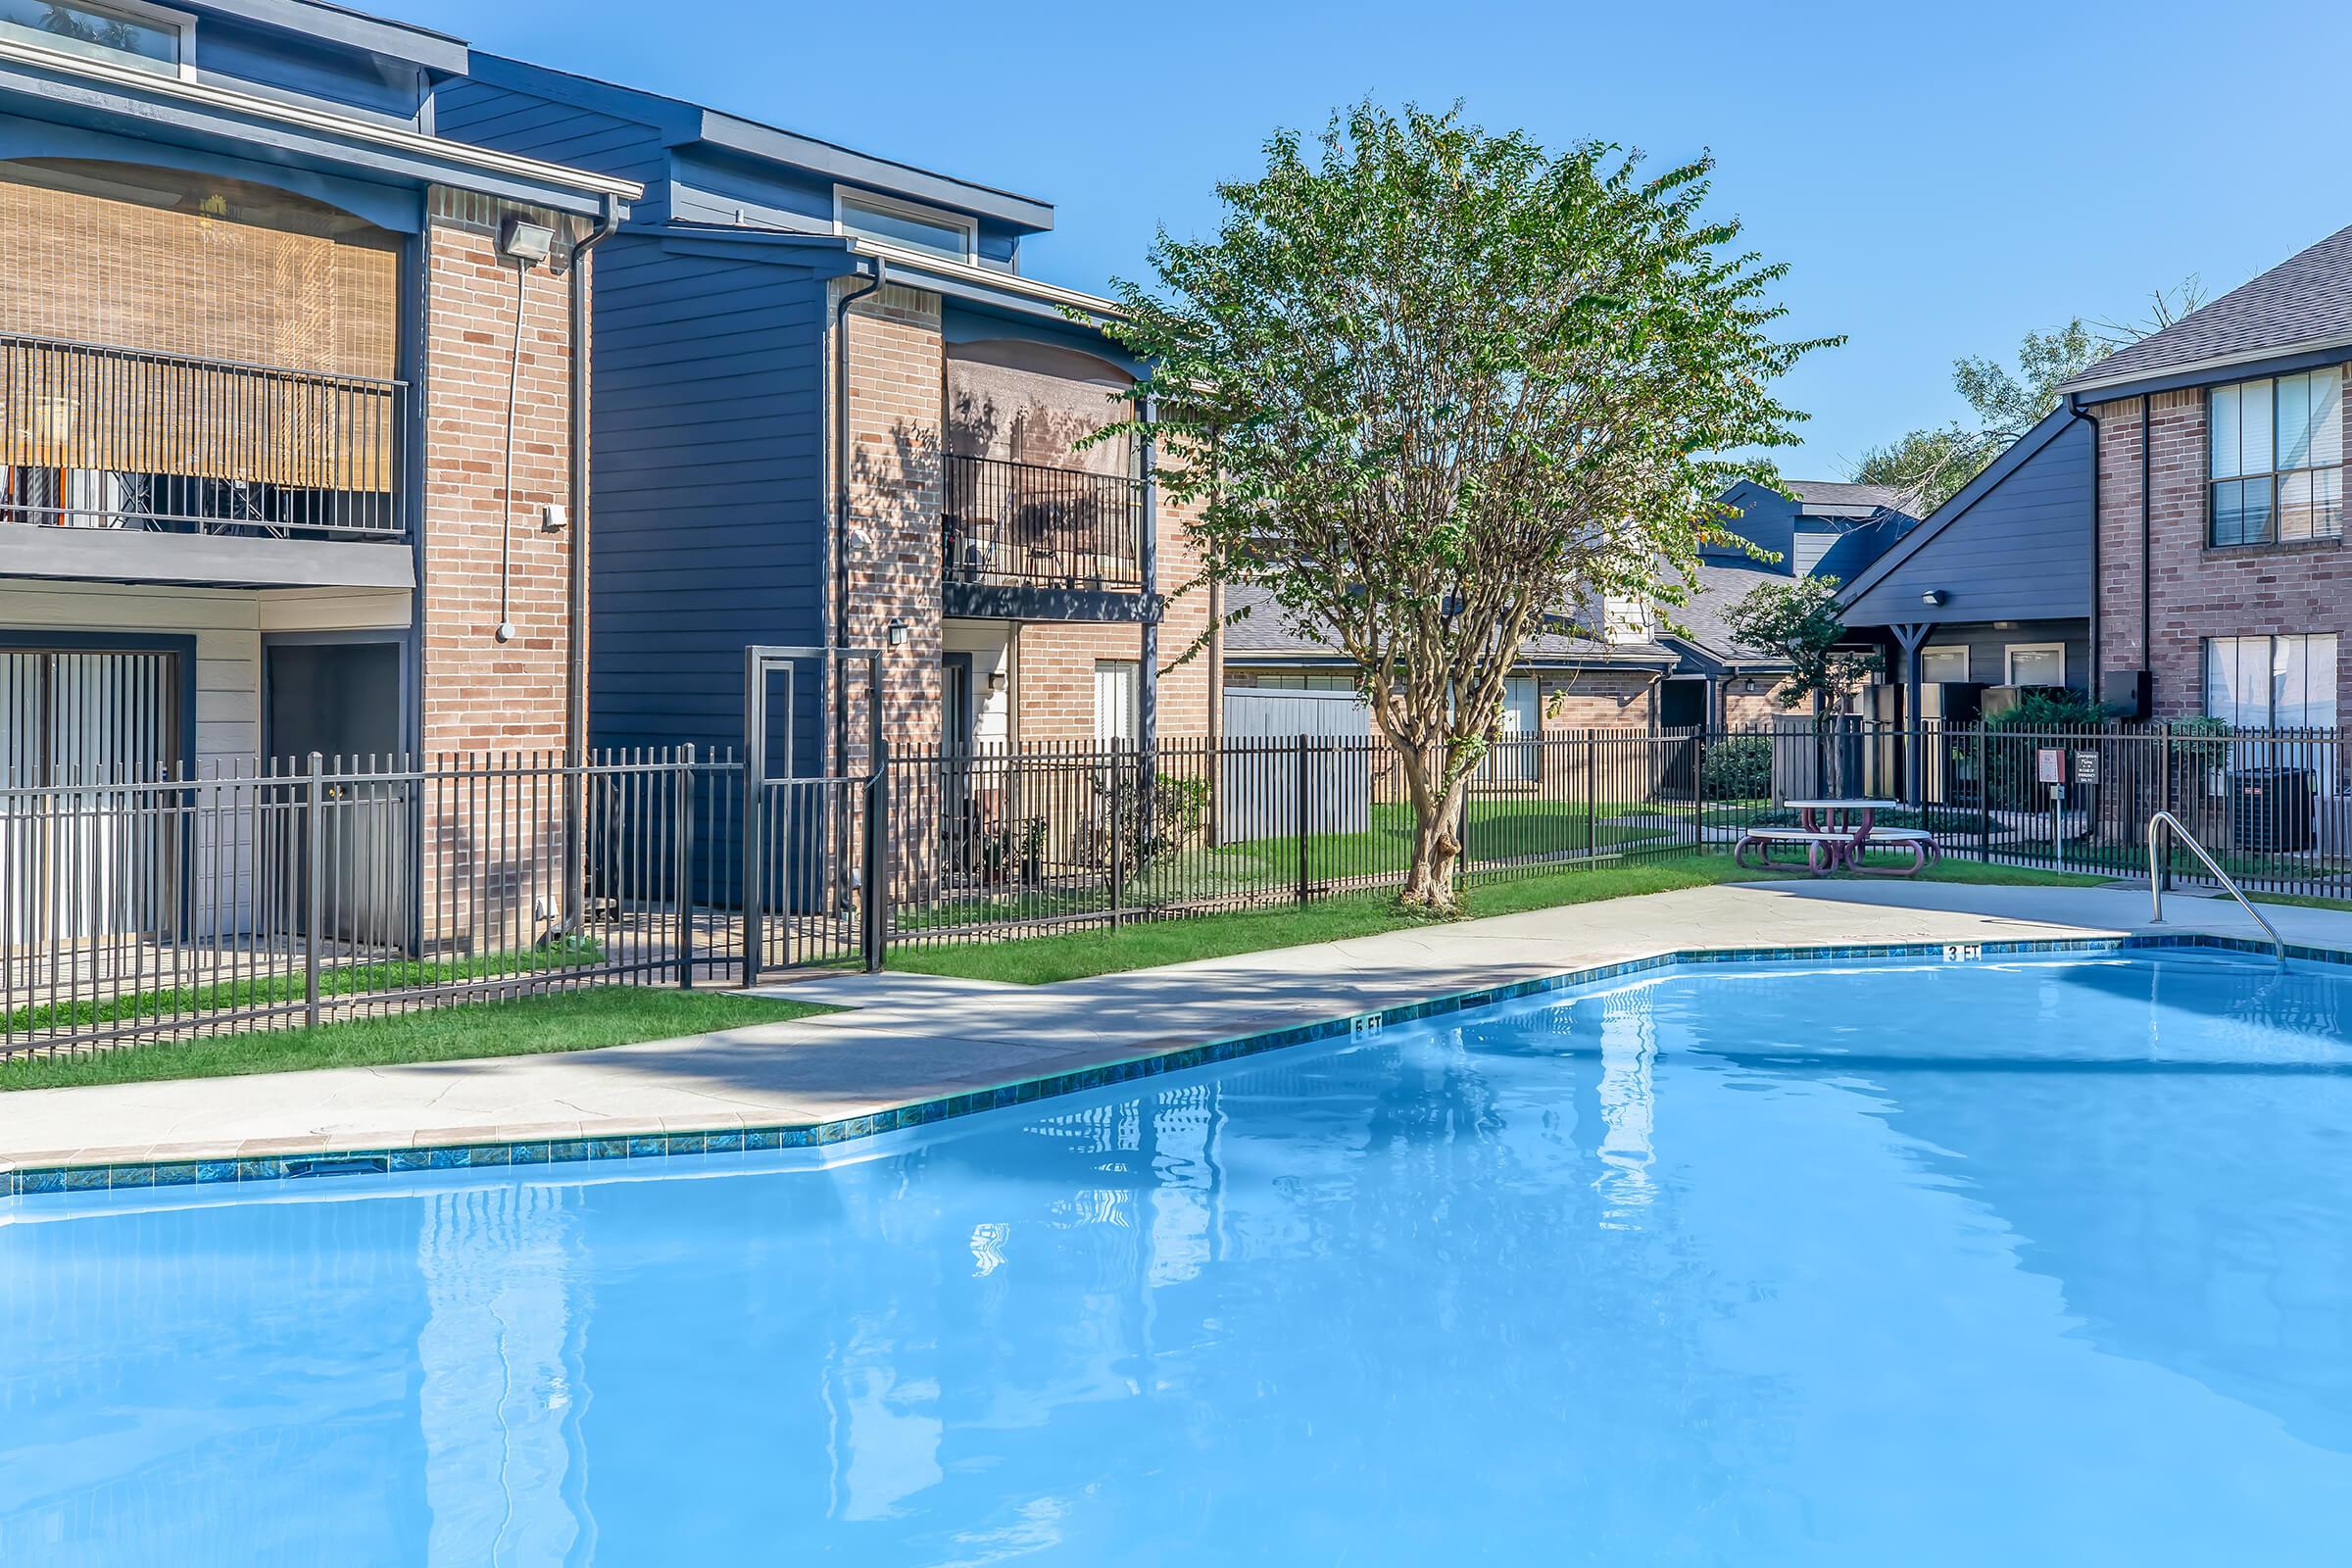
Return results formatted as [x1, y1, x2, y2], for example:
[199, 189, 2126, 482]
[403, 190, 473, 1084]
[404, 0, 2352, 478]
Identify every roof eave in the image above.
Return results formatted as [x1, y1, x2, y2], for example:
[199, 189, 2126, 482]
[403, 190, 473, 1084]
[2060, 331, 2352, 399]
[0, 37, 642, 210]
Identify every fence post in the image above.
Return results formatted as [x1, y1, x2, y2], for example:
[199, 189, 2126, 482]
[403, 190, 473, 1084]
[1584, 730, 1597, 859]
[742, 749, 762, 990]
[2158, 722, 2174, 892]
[1975, 726, 1990, 863]
[1107, 742, 1127, 927]
[1296, 732, 1311, 906]
[1692, 727, 1708, 850]
[675, 744, 696, 989]
[304, 751, 323, 1031]
[862, 735, 890, 972]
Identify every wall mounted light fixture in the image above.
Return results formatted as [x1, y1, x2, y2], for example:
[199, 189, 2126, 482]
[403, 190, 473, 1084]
[886, 619, 909, 647]
[1921, 589, 1947, 607]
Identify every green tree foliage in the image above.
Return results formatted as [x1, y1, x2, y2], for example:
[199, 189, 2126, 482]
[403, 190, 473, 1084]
[1096, 103, 1830, 908]
[1856, 279, 2206, 512]
[1723, 575, 1880, 715]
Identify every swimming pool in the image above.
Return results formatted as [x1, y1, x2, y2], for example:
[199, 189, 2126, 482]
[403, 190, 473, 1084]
[4, 949, 2350, 1563]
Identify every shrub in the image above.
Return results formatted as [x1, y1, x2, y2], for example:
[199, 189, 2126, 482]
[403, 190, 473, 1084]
[1701, 734, 1773, 802]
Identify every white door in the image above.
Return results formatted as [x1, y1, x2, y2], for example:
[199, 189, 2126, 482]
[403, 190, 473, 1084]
[1094, 661, 1140, 747]
[1477, 676, 1540, 781]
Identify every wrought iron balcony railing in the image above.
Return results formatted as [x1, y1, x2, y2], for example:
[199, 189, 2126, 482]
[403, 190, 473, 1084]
[0, 332, 406, 540]
[942, 453, 1145, 591]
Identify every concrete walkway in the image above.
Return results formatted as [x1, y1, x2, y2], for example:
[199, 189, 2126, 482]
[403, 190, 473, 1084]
[3, 881, 2343, 1176]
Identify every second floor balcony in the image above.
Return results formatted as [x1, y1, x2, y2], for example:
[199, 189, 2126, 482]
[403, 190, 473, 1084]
[942, 453, 1145, 598]
[0, 332, 408, 585]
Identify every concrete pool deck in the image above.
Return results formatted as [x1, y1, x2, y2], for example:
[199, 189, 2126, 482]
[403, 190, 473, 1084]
[3, 880, 2346, 1183]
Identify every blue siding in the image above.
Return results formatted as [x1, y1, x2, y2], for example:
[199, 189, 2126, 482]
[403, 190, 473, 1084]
[1706, 481, 1798, 569]
[192, 16, 429, 124]
[433, 77, 671, 221]
[585, 233, 833, 764]
[1844, 416, 2092, 627]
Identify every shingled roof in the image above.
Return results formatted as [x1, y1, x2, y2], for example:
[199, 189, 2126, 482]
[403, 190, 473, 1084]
[2063, 221, 2352, 393]
[1218, 584, 1676, 667]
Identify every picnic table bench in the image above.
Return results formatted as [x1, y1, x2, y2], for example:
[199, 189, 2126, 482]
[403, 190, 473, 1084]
[1734, 799, 1940, 878]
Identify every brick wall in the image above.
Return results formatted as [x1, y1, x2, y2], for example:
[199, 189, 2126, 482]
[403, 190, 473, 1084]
[417, 195, 582, 945]
[418, 199, 579, 755]
[2092, 383, 2352, 719]
[1721, 682, 1795, 731]
[841, 281, 945, 764]
[1536, 668, 1659, 730]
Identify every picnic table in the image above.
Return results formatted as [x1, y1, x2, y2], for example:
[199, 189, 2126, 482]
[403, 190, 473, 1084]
[1735, 797, 1939, 878]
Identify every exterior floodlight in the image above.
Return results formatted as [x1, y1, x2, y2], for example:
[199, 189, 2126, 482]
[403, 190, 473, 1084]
[499, 218, 556, 266]
[1921, 589, 1947, 607]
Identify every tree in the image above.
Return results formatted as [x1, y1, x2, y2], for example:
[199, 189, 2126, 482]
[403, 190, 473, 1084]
[1723, 575, 1880, 715]
[1096, 104, 1829, 909]
[1855, 278, 2207, 511]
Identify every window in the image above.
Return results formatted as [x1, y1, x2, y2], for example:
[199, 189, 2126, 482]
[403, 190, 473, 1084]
[1921, 646, 1971, 683]
[0, 0, 189, 77]
[1093, 660, 1139, 745]
[835, 187, 975, 264]
[2003, 643, 2065, 687]
[2210, 370, 2344, 546]
[2205, 635, 2337, 729]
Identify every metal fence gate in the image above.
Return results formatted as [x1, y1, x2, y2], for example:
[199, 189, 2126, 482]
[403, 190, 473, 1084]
[741, 646, 889, 980]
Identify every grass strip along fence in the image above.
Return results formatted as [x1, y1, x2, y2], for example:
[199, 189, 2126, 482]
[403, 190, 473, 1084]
[7, 717, 2345, 1059]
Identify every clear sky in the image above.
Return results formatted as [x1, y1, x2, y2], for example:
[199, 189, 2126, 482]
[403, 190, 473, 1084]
[402, 0, 2352, 479]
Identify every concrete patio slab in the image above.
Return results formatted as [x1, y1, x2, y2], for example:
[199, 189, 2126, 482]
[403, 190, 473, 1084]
[5, 879, 2347, 1179]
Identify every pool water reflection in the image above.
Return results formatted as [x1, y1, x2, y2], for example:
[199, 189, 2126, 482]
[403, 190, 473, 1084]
[4, 954, 2350, 1563]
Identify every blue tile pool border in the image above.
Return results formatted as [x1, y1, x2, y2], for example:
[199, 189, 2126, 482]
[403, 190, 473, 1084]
[6, 933, 2345, 1200]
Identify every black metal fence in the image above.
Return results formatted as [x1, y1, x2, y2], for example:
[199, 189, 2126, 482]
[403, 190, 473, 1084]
[7, 721, 2344, 1057]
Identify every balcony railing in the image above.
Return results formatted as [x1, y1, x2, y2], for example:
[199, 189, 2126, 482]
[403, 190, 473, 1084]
[0, 332, 406, 539]
[943, 454, 1145, 591]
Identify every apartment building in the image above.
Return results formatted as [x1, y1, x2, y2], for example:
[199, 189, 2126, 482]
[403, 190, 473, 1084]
[0, 0, 637, 944]
[2062, 225, 2352, 731]
[434, 55, 1210, 774]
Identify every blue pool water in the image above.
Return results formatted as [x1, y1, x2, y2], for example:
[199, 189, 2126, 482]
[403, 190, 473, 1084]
[5, 952, 2352, 1564]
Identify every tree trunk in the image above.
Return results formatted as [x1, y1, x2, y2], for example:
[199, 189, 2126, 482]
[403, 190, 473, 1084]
[1398, 743, 1465, 910]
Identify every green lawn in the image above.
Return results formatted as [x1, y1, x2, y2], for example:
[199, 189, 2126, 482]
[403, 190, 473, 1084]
[886, 853, 2113, 986]
[0, 986, 835, 1094]
[898, 798, 1682, 931]
[4, 937, 609, 1038]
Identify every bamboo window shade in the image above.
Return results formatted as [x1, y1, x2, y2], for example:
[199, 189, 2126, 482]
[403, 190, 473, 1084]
[0, 160, 400, 493]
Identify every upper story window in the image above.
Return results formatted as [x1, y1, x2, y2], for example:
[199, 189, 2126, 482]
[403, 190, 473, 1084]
[835, 187, 975, 264]
[2209, 368, 2344, 547]
[0, 0, 191, 78]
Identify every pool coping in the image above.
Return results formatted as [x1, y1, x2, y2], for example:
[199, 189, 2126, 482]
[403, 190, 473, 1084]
[3, 931, 2338, 1200]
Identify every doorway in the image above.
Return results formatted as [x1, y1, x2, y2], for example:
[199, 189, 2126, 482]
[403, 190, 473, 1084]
[263, 638, 410, 950]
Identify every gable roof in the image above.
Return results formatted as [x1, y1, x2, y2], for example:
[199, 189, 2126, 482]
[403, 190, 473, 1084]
[1656, 560, 1796, 672]
[1834, 403, 2081, 610]
[2063, 221, 2352, 395]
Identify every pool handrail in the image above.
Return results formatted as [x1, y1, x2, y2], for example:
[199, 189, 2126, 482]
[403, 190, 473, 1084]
[2147, 810, 2285, 961]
